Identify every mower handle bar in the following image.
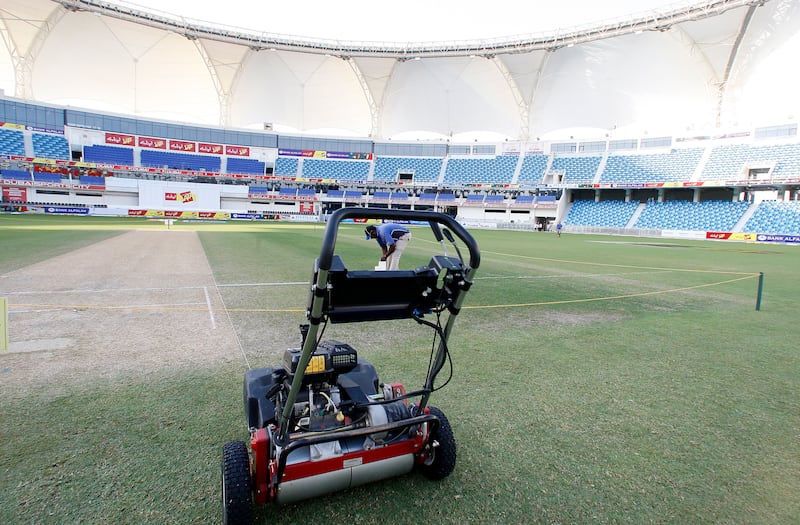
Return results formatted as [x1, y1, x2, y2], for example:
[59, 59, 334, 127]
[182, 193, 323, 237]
[320, 207, 481, 271]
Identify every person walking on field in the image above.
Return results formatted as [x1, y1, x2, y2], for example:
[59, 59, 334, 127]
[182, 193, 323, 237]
[365, 223, 412, 270]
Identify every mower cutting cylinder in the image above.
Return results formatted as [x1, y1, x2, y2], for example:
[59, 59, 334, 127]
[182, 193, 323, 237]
[276, 453, 414, 504]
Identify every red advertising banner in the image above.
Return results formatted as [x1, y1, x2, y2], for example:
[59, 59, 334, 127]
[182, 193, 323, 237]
[105, 133, 135, 146]
[2, 186, 27, 202]
[128, 209, 147, 216]
[199, 143, 224, 154]
[165, 191, 196, 203]
[225, 145, 250, 156]
[138, 136, 167, 149]
[169, 140, 196, 152]
[299, 201, 314, 213]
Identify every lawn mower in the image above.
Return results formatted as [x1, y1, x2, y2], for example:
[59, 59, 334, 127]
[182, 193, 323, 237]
[221, 207, 480, 524]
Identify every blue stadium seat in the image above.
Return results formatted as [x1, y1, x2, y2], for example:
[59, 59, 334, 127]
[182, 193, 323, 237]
[743, 200, 800, 235]
[32, 133, 70, 160]
[83, 144, 134, 166]
[227, 157, 265, 175]
[275, 157, 299, 177]
[373, 156, 443, 183]
[0, 128, 26, 157]
[302, 159, 370, 182]
[141, 150, 220, 172]
[443, 155, 517, 185]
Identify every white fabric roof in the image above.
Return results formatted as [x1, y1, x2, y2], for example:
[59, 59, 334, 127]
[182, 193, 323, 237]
[0, 0, 798, 141]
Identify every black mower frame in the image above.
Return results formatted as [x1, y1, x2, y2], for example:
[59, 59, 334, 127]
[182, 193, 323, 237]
[222, 207, 481, 523]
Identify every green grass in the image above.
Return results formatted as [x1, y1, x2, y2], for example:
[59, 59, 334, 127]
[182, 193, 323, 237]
[1, 215, 798, 524]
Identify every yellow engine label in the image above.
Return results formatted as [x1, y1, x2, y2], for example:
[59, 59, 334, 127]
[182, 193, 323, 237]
[305, 355, 326, 374]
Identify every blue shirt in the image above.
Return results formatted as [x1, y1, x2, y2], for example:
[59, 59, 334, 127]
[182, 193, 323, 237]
[375, 223, 409, 249]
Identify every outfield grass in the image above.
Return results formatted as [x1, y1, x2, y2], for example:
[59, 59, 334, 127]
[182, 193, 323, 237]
[0, 214, 798, 524]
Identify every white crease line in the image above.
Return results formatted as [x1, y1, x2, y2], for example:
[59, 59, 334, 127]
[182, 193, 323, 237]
[1, 285, 211, 296]
[9, 301, 205, 311]
[216, 282, 307, 287]
[1, 282, 308, 295]
[204, 286, 217, 330]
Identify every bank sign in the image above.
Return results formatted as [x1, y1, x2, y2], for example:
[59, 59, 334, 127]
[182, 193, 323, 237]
[44, 206, 90, 215]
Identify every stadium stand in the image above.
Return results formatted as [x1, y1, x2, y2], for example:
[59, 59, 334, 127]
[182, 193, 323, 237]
[565, 200, 640, 228]
[512, 195, 534, 206]
[83, 144, 134, 166]
[297, 188, 316, 199]
[301, 159, 370, 182]
[79, 175, 105, 186]
[227, 157, 265, 175]
[343, 190, 364, 200]
[743, 200, 800, 235]
[418, 193, 437, 202]
[517, 154, 549, 185]
[278, 187, 297, 199]
[1, 169, 32, 181]
[275, 157, 299, 177]
[326, 189, 345, 199]
[372, 156, 443, 184]
[463, 194, 485, 205]
[443, 155, 517, 185]
[601, 148, 703, 184]
[32, 133, 70, 160]
[553, 156, 602, 184]
[634, 200, 750, 231]
[140, 150, 221, 172]
[701, 143, 800, 180]
[0, 128, 25, 156]
[485, 194, 506, 206]
[32, 172, 62, 183]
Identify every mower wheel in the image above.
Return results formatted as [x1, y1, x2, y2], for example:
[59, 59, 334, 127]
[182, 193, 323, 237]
[221, 441, 253, 525]
[418, 406, 457, 480]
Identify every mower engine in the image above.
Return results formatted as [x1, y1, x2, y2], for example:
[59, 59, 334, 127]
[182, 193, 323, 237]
[282, 340, 410, 436]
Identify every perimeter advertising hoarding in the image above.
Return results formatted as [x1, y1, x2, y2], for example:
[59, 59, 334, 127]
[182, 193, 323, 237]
[2, 186, 26, 202]
[706, 231, 799, 244]
[755, 234, 800, 244]
[42, 206, 89, 215]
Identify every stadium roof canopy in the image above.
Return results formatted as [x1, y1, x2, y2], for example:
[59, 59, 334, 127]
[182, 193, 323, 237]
[0, 0, 799, 142]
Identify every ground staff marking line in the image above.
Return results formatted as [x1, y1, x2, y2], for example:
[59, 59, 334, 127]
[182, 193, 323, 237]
[481, 250, 757, 276]
[462, 273, 760, 309]
[8, 273, 758, 313]
[203, 286, 217, 330]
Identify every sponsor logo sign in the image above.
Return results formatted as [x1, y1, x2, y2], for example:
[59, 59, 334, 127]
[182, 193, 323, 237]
[105, 133, 135, 146]
[225, 145, 250, 156]
[165, 191, 197, 203]
[199, 143, 224, 154]
[756, 234, 800, 244]
[169, 139, 196, 152]
[44, 206, 89, 215]
[138, 136, 167, 149]
[2, 186, 27, 202]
